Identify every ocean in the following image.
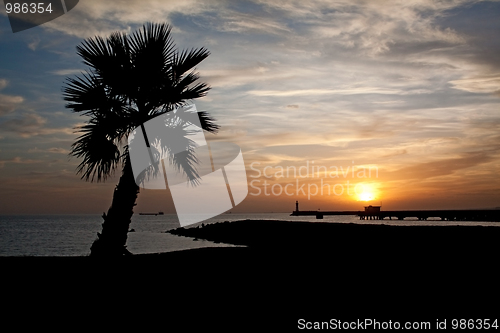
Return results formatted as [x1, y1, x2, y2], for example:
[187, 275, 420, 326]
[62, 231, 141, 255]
[1, 213, 499, 256]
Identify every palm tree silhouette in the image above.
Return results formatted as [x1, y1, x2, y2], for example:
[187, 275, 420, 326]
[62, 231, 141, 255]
[64, 23, 219, 256]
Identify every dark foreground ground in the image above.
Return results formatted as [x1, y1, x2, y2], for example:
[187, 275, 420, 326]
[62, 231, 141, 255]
[2, 220, 499, 330]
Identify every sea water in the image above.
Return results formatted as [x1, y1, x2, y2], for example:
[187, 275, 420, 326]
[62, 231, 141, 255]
[0, 213, 499, 256]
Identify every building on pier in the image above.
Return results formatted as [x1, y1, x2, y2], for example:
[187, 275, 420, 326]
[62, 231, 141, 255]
[364, 205, 381, 213]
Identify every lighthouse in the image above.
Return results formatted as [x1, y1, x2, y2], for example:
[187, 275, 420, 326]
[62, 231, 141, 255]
[295, 200, 299, 213]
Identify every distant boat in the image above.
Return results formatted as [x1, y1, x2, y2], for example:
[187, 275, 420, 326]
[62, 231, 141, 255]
[139, 211, 164, 216]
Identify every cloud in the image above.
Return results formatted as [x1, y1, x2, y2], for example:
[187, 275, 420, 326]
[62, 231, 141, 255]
[379, 149, 408, 159]
[388, 151, 494, 181]
[9, 156, 41, 163]
[28, 147, 70, 154]
[0, 94, 24, 116]
[1, 0, 499, 212]
[49, 69, 84, 76]
[0, 79, 24, 116]
[0, 156, 43, 168]
[199, 64, 290, 88]
[254, 0, 467, 56]
[449, 74, 500, 95]
[39, 0, 492, 105]
[248, 87, 404, 97]
[27, 36, 41, 51]
[0, 113, 46, 137]
[219, 12, 290, 35]
[0, 113, 74, 138]
[46, 147, 70, 154]
[41, 0, 468, 54]
[43, 0, 212, 38]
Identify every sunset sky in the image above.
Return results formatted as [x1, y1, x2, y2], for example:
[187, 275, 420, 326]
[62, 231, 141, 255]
[0, 0, 499, 214]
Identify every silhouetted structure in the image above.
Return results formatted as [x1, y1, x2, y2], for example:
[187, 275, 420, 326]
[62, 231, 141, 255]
[290, 201, 500, 221]
[364, 205, 381, 213]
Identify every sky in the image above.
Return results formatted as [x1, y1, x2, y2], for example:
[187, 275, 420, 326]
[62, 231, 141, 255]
[0, 0, 499, 214]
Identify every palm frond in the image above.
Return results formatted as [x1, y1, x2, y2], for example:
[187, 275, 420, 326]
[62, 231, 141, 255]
[63, 72, 107, 115]
[142, 113, 202, 185]
[174, 107, 220, 134]
[171, 48, 210, 81]
[128, 23, 175, 80]
[128, 23, 175, 65]
[127, 23, 177, 113]
[197, 111, 220, 134]
[127, 143, 165, 186]
[169, 145, 201, 186]
[178, 81, 211, 100]
[71, 120, 121, 182]
[76, 36, 112, 72]
[64, 22, 217, 183]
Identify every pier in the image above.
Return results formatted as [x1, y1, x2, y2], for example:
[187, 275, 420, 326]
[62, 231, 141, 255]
[290, 201, 500, 222]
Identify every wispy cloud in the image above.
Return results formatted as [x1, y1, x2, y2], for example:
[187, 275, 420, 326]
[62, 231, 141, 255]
[49, 69, 84, 76]
[43, 0, 211, 38]
[0, 79, 24, 116]
[387, 151, 494, 181]
[28, 147, 70, 154]
[219, 12, 290, 35]
[449, 74, 500, 95]
[0, 113, 74, 138]
[27, 36, 41, 51]
[0, 156, 43, 168]
[248, 87, 404, 97]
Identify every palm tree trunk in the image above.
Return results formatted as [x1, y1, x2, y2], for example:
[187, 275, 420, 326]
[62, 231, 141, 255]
[89, 156, 139, 256]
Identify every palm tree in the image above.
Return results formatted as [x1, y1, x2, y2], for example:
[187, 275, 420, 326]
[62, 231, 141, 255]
[63, 23, 219, 256]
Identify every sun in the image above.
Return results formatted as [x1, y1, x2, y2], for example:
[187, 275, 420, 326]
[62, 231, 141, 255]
[358, 192, 375, 201]
[355, 183, 379, 202]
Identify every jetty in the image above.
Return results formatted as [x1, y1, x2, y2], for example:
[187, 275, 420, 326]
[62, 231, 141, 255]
[290, 201, 500, 222]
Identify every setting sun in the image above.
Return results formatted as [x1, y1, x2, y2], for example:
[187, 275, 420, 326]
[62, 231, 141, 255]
[355, 183, 379, 202]
[359, 192, 375, 201]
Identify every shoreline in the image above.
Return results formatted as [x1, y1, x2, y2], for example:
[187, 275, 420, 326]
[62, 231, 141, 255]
[2, 219, 499, 325]
[1, 218, 499, 258]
